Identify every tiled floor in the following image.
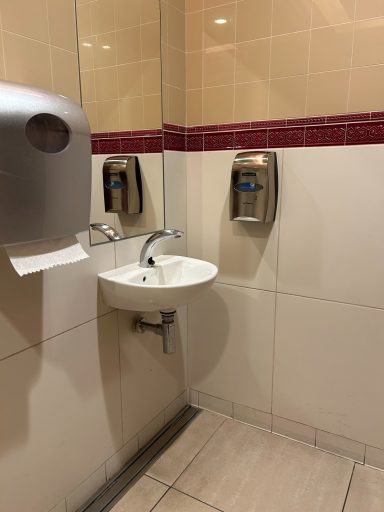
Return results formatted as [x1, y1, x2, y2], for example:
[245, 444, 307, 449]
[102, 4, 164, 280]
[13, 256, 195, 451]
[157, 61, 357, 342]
[110, 410, 384, 512]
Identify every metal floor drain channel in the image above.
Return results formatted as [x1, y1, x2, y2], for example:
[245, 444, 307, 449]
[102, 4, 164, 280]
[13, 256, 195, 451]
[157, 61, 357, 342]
[78, 405, 200, 512]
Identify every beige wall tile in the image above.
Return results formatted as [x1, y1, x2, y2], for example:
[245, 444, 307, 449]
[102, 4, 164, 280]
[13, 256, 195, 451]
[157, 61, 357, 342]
[97, 99, 119, 131]
[116, 27, 141, 64]
[168, 46, 185, 89]
[0, 0, 49, 42]
[168, 85, 186, 125]
[164, 390, 187, 423]
[237, 0, 273, 42]
[186, 0, 203, 12]
[204, 46, 235, 87]
[353, 18, 384, 67]
[143, 59, 161, 95]
[312, 0, 356, 27]
[0, 35, 5, 79]
[235, 39, 271, 83]
[307, 70, 350, 115]
[204, 0, 234, 8]
[82, 102, 98, 131]
[234, 81, 269, 121]
[115, 0, 141, 29]
[141, 0, 160, 24]
[76, 3, 93, 38]
[272, 0, 312, 35]
[144, 94, 162, 128]
[3, 32, 52, 90]
[118, 62, 143, 98]
[349, 65, 384, 112]
[271, 31, 310, 78]
[233, 404, 272, 431]
[356, 0, 384, 20]
[139, 412, 166, 448]
[186, 11, 203, 51]
[141, 22, 161, 60]
[78, 36, 96, 71]
[269, 76, 307, 119]
[66, 465, 107, 512]
[91, 0, 115, 35]
[204, 4, 236, 49]
[203, 85, 234, 123]
[198, 392, 233, 417]
[119, 97, 144, 130]
[187, 52, 203, 89]
[51, 47, 81, 103]
[168, 5, 185, 50]
[95, 66, 118, 101]
[187, 89, 203, 125]
[105, 436, 139, 480]
[309, 24, 354, 73]
[94, 33, 117, 68]
[274, 293, 384, 449]
[47, 0, 77, 52]
[365, 446, 384, 470]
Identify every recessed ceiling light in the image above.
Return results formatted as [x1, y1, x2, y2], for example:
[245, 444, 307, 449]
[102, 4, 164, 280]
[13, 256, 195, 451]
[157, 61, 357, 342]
[214, 18, 227, 24]
[82, 42, 92, 47]
[102, 45, 111, 49]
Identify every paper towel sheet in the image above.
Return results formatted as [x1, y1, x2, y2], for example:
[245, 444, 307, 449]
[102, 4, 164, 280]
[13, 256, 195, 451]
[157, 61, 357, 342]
[6, 235, 89, 276]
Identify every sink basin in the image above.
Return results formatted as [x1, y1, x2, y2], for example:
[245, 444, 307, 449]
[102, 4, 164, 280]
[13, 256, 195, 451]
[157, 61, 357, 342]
[98, 255, 218, 312]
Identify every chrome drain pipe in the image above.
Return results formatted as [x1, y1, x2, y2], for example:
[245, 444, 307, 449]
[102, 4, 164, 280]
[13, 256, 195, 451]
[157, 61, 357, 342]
[135, 310, 177, 354]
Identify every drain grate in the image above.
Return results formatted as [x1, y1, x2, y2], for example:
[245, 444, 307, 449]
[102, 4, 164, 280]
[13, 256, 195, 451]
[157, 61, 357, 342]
[78, 405, 200, 512]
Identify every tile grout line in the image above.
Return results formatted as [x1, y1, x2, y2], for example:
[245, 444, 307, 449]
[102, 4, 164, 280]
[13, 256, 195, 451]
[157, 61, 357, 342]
[148, 485, 172, 512]
[171, 416, 229, 490]
[341, 463, 356, 512]
[172, 488, 224, 511]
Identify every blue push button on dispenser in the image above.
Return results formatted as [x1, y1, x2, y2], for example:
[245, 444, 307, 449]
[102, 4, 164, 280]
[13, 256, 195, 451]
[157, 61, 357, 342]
[234, 182, 264, 193]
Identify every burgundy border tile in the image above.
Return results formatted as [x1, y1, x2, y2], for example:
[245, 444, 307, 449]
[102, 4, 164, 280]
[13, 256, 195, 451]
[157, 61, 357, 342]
[287, 116, 326, 126]
[187, 133, 204, 152]
[218, 122, 251, 131]
[120, 137, 145, 153]
[91, 139, 99, 154]
[99, 138, 121, 154]
[91, 132, 105, 139]
[305, 124, 346, 146]
[144, 136, 163, 153]
[268, 127, 305, 148]
[164, 131, 186, 151]
[251, 119, 287, 129]
[326, 112, 371, 124]
[204, 132, 234, 151]
[346, 121, 384, 145]
[108, 130, 132, 138]
[234, 129, 268, 149]
[371, 111, 384, 120]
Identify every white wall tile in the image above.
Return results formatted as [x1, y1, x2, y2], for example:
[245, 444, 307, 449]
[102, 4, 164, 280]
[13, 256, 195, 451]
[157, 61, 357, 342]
[316, 430, 365, 463]
[278, 145, 384, 309]
[105, 436, 139, 480]
[234, 404, 272, 431]
[198, 392, 233, 418]
[188, 283, 275, 412]
[165, 390, 187, 423]
[49, 500, 67, 512]
[188, 388, 199, 406]
[118, 310, 187, 443]
[0, 313, 122, 512]
[0, 230, 115, 360]
[272, 416, 316, 446]
[365, 446, 384, 471]
[139, 411, 166, 449]
[273, 293, 384, 449]
[66, 465, 106, 512]
[186, 150, 281, 292]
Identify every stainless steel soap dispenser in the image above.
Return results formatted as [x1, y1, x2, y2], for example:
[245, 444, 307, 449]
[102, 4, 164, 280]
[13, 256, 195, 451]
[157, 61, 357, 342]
[230, 151, 278, 223]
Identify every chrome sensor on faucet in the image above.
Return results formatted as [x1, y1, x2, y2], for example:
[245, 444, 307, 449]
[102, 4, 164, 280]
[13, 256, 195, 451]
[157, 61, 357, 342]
[139, 229, 184, 268]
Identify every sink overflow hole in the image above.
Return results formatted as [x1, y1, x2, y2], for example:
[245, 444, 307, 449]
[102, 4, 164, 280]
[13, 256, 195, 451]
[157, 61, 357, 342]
[143, 277, 146, 282]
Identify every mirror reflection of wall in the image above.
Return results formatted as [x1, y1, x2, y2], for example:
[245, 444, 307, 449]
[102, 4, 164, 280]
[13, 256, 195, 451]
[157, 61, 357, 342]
[75, 0, 164, 245]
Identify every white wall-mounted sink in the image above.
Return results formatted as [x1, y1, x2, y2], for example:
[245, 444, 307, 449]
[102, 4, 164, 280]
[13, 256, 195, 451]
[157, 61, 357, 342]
[98, 255, 218, 312]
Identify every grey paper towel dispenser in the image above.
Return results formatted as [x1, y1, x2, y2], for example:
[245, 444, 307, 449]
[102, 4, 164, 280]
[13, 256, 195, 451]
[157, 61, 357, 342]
[0, 80, 91, 245]
[103, 155, 143, 214]
[230, 151, 278, 223]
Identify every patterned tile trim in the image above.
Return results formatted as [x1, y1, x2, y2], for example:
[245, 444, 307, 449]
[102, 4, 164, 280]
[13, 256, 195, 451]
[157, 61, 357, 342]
[91, 112, 384, 154]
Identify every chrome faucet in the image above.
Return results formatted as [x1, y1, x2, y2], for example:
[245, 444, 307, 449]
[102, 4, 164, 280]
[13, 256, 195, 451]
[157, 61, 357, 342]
[139, 229, 184, 268]
[90, 223, 124, 241]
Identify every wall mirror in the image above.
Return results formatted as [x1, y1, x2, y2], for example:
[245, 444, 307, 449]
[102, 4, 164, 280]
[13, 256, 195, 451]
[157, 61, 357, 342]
[75, 0, 165, 245]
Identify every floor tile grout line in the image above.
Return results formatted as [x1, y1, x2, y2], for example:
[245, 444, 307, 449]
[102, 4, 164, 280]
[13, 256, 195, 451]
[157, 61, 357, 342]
[148, 485, 172, 512]
[171, 417, 229, 490]
[170, 488, 224, 511]
[342, 463, 356, 512]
